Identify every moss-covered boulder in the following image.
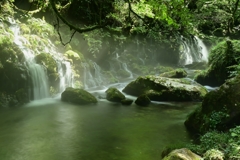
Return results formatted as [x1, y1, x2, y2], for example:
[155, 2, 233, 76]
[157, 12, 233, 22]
[121, 99, 133, 105]
[123, 75, 207, 102]
[185, 75, 240, 134]
[135, 94, 151, 106]
[159, 68, 187, 78]
[194, 40, 240, 86]
[61, 87, 97, 105]
[162, 148, 202, 160]
[105, 87, 125, 103]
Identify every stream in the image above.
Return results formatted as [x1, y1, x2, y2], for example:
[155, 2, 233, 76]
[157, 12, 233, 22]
[0, 97, 200, 160]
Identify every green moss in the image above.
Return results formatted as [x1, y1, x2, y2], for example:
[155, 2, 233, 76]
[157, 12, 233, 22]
[61, 87, 97, 104]
[195, 40, 240, 86]
[64, 50, 85, 63]
[159, 68, 187, 78]
[35, 53, 57, 74]
[105, 87, 125, 102]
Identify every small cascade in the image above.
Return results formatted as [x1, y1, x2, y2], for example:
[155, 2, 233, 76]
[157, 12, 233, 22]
[8, 18, 73, 100]
[58, 61, 74, 92]
[92, 62, 104, 86]
[122, 63, 133, 78]
[82, 63, 97, 89]
[178, 35, 209, 65]
[194, 36, 208, 62]
[114, 53, 134, 78]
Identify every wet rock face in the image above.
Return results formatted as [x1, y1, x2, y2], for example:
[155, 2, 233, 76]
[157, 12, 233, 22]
[185, 75, 240, 134]
[61, 87, 97, 105]
[122, 75, 207, 102]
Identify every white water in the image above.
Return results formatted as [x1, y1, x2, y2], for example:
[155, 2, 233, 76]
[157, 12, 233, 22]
[179, 35, 209, 65]
[8, 18, 73, 100]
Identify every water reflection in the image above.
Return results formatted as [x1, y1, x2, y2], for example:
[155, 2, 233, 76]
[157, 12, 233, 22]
[0, 99, 199, 160]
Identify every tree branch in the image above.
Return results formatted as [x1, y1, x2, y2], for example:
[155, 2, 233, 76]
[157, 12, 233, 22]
[49, 0, 109, 34]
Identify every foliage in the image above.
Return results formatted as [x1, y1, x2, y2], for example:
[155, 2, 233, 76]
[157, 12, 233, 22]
[194, 0, 240, 36]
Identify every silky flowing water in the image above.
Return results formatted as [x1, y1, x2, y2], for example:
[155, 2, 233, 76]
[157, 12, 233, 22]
[0, 98, 200, 160]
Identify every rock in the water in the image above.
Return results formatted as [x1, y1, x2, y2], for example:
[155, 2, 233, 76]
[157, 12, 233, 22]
[123, 75, 207, 102]
[135, 94, 151, 106]
[159, 68, 187, 78]
[61, 87, 97, 105]
[163, 148, 202, 160]
[121, 99, 133, 105]
[185, 75, 240, 133]
[105, 87, 125, 103]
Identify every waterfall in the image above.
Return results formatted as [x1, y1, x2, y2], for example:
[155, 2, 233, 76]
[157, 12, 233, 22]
[92, 62, 104, 86]
[179, 35, 209, 65]
[8, 18, 73, 100]
[194, 36, 208, 62]
[82, 63, 96, 89]
[9, 20, 50, 100]
[114, 53, 133, 78]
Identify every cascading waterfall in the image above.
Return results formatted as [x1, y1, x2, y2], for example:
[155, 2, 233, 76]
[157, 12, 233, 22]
[114, 53, 133, 78]
[9, 19, 50, 100]
[82, 63, 97, 89]
[179, 35, 209, 65]
[8, 18, 73, 100]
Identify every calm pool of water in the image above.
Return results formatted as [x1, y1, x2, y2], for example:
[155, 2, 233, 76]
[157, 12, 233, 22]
[0, 98, 199, 160]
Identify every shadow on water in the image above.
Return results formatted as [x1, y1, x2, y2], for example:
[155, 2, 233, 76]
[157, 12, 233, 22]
[0, 98, 200, 160]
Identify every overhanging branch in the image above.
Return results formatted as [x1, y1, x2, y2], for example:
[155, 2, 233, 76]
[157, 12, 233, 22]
[49, 0, 109, 33]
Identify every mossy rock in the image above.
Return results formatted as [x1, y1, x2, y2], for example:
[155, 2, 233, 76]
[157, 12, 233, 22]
[0, 62, 29, 94]
[185, 75, 240, 134]
[105, 87, 125, 103]
[123, 75, 207, 102]
[135, 94, 151, 106]
[194, 40, 240, 86]
[159, 68, 187, 78]
[35, 53, 57, 74]
[64, 50, 85, 63]
[162, 148, 202, 160]
[0, 36, 24, 65]
[61, 87, 97, 105]
[15, 88, 29, 104]
[121, 99, 133, 105]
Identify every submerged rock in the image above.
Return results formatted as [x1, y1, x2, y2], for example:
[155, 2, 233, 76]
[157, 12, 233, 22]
[122, 75, 207, 102]
[159, 68, 187, 78]
[105, 87, 125, 103]
[135, 94, 150, 106]
[121, 99, 133, 105]
[162, 148, 202, 160]
[61, 87, 97, 105]
[185, 75, 240, 133]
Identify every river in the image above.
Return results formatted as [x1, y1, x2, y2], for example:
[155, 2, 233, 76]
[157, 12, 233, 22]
[0, 97, 199, 160]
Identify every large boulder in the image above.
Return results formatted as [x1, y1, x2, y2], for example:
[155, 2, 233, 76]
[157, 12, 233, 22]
[61, 87, 97, 105]
[162, 148, 202, 160]
[159, 68, 187, 78]
[194, 40, 240, 86]
[105, 87, 125, 103]
[122, 75, 207, 102]
[185, 75, 240, 134]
